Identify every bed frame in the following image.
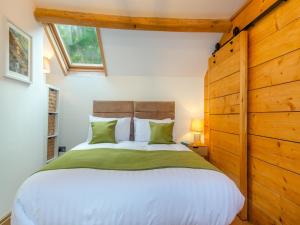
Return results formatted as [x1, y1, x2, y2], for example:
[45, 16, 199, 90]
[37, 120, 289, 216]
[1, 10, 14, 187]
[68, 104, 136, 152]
[93, 100, 245, 224]
[93, 101, 175, 140]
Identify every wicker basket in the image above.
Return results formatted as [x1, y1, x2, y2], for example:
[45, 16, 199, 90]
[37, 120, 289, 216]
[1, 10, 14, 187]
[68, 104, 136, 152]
[47, 137, 55, 160]
[48, 114, 56, 136]
[48, 89, 58, 112]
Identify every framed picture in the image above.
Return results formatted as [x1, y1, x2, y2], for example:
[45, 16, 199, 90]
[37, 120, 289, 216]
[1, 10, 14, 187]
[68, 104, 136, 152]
[5, 20, 32, 84]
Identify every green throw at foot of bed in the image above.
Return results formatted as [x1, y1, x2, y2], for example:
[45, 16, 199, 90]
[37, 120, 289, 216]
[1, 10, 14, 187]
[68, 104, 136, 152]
[40, 148, 219, 172]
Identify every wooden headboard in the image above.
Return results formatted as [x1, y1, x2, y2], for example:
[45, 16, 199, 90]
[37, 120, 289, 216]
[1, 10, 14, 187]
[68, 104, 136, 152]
[134, 101, 175, 120]
[93, 101, 134, 118]
[93, 101, 175, 140]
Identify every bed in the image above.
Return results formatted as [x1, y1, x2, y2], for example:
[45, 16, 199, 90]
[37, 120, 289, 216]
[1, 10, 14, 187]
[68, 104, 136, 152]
[12, 101, 244, 225]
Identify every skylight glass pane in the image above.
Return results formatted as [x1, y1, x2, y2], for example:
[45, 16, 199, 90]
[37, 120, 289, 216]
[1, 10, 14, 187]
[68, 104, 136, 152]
[56, 24, 102, 65]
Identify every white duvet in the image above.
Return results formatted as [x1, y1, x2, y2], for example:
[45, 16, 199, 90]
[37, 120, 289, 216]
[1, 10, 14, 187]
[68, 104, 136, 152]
[12, 142, 244, 225]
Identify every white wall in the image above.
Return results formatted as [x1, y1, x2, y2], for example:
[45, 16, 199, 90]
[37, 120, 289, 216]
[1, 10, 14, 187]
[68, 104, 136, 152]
[0, 0, 47, 218]
[45, 30, 220, 150]
[47, 73, 204, 149]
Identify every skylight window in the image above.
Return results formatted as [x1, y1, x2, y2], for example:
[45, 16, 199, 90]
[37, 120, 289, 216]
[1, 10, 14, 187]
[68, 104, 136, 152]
[45, 24, 106, 74]
[56, 24, 102, 65]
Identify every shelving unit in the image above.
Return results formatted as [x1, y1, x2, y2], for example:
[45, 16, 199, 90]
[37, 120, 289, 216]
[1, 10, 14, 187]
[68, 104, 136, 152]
[47, 85, 60, 162]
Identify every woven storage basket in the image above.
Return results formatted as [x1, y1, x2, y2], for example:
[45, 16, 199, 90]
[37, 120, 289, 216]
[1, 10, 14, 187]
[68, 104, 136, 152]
[47, 137, 55, 160]
[48, 89, 57, 112]
[48, 114, 56, 136]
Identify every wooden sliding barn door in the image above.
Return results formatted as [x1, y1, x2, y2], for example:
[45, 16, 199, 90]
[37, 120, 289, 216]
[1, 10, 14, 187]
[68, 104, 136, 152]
[205, 31, 248, 220]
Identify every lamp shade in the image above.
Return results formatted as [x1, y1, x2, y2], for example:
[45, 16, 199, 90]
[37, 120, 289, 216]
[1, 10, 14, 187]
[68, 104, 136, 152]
[191, 118, 204, 133]
[43, 57, 51, 74]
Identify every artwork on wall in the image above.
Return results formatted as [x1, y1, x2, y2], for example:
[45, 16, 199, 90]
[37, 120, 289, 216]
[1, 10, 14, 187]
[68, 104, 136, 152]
[5, 19, 32, 84]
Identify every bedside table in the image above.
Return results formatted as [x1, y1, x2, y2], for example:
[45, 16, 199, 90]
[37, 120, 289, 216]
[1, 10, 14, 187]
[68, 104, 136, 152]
[189, 145, 209, 160]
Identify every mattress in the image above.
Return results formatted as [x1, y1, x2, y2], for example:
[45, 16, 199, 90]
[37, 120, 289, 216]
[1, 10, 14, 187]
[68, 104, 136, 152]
[12, 142, 244, 225]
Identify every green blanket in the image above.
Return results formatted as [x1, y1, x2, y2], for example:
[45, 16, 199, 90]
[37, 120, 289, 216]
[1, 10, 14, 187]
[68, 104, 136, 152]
[40, 148, 219, 172]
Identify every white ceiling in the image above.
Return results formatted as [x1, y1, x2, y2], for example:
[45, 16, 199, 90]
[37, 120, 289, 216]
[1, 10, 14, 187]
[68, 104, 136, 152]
[35, 0, 246, 19]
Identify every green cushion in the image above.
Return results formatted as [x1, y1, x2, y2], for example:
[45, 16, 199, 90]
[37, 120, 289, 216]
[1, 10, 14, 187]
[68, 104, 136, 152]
[149, 121, 175, 144]
[89, 120, 117, 144]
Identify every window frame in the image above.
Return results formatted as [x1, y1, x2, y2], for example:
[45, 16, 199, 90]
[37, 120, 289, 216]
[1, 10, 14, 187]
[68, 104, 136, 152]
[44, 23, 107, 75]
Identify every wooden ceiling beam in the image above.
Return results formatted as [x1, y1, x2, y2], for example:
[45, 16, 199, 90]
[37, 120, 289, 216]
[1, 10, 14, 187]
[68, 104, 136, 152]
[34, 8, 232, 33]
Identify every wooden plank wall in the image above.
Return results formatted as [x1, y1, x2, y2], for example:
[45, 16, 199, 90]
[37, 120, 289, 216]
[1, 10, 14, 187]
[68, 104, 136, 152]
[247, 0, 300, 224]
[206, 31, 248, 220]
[219, 0, 281, 46]
[204, 0, 300, 224]
[204, 72, 209, 146]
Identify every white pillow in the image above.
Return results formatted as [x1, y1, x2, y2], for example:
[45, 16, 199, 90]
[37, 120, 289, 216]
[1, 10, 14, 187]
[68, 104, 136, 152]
[134, 117, 175, 142]
[87, 116, 131, 143]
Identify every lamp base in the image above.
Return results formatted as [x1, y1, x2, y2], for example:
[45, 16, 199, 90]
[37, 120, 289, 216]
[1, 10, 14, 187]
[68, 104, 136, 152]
[192, 133, 202, 147]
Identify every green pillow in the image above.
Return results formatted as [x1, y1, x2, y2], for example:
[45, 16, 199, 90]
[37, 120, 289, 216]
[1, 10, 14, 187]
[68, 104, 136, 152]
[89, 120, 117, 144]
[149, 121, 175, 144]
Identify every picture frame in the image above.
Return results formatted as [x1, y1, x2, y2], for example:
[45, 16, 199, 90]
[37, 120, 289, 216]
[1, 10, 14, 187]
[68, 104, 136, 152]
[5, 19, 32, 84]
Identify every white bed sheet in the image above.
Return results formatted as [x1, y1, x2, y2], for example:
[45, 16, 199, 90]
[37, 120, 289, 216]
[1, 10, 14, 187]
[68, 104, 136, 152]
[72, 141, 190, 151]
[12, 142, 244, 225]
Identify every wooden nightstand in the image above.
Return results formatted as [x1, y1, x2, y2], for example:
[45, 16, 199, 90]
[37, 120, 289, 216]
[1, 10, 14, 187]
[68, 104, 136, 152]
[189, 145, 209, 160]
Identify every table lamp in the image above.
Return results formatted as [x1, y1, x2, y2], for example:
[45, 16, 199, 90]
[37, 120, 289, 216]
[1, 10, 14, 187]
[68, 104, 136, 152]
[191, 118, 204, 147]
